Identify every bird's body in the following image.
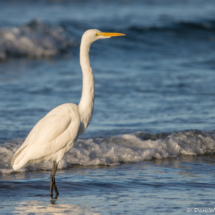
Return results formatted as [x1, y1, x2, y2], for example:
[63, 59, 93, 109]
[11, 29, 125, 198]
[11, 103, 80, 170]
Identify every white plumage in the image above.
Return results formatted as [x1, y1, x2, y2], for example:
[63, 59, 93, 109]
[11, 29, 125, 198]
[11, 104, 80, 170]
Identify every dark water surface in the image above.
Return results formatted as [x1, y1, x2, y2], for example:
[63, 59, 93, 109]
[1, 0, 215, 214]
[1, 156, 215, 214]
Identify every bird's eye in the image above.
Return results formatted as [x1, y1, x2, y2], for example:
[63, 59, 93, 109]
[95, 33, 99, 37]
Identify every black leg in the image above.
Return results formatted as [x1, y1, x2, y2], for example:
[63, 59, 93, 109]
[50, 161, 59, 198]
[53, 177, 59, 196]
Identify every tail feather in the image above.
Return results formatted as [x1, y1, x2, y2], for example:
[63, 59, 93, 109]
[11, 145, 29, 170]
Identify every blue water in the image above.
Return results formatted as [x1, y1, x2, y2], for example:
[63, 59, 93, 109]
[1, 0, 215, 214]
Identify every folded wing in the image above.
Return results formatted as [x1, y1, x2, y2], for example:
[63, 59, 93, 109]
[11, 103, 80, 170]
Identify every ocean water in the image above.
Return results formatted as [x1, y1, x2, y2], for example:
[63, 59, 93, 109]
[1, 0, 215, 214]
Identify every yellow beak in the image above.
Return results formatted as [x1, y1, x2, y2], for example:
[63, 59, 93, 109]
[97, 32, 126, 37]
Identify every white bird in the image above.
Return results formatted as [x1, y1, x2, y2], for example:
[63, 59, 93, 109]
[11, 29, 125, 198]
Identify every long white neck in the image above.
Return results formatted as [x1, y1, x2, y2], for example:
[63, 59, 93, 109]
[78, 37, 95, 134]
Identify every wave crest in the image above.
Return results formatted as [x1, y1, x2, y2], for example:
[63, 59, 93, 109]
[1, 130, 215, 174]
[128, 20, 215, 34]
[0, 19, 75, 61]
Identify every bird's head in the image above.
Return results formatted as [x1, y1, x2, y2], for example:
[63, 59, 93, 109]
[82, 29, 125, 44]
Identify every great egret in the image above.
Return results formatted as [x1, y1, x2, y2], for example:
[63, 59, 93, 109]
[11, 29, 125, 198]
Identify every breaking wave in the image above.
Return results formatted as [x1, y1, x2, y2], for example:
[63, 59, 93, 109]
[1, 130, 215, 174]
[1, 18, 214, 61]
[0, 19, 75, 61]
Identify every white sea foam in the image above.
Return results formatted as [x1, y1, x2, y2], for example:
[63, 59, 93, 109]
[1, 130, 215, 174]
[0, 19, 74, 60]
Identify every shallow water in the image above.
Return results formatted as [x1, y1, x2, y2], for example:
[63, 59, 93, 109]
[3, 140, 215, 215]
[1, 156, 215, 214]
[1, 0, 215, 214]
